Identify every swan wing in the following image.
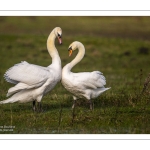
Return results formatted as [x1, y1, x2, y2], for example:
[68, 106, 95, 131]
[91, 71, 106, 86]
[73, 71, 106, 89]
[6, 82, 45, 97]
[4, 61, 50, 86]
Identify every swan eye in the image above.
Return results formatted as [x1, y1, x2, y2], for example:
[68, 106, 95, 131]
[68, 46, 72, 51]
[57, 33, 61, 38]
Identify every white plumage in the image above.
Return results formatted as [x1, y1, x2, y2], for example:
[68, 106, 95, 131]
[0, 27, 62, 111]
[62, 41, 110, 110]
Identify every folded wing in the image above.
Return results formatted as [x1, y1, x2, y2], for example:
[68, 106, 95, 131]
[73, 71, 106, 89]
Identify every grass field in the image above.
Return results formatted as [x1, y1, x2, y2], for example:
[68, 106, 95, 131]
[0, 16, 150, 134]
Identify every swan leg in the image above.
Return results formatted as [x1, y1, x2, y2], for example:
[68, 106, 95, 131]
[37, 102, 43, 112]
[72, 96, 77, 109]
[72, 100, 76, 109]
[32, 100, 36, 112]
[89, 100, 93, 110]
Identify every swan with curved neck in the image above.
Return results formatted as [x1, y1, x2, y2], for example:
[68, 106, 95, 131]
[62, 41, 110, 110]
[67, 41, 85, 71]
[0, 27, 62, 112]
[47, 27, 62, 67]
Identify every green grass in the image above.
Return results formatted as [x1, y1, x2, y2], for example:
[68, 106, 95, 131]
[0, 16, 150, 134]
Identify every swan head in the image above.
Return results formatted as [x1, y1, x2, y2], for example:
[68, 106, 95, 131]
[54, 27, 62, 44]
[68, 41, 82, 56]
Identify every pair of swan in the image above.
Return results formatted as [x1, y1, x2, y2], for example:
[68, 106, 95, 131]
[0, 27, 110, 111]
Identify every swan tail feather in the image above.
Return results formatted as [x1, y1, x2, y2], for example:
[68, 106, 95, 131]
[7, 82, 43, 97]
[7, 88, 22, 97]
[0, 97, 17, 104]
[98, 87, 111, 94]
[7, 84, 26, 97]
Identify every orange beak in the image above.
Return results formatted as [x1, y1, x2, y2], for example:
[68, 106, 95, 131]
[69, 49, 73, 57]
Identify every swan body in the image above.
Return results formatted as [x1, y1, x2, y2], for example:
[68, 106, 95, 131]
[0, 27, 62, 111]
[62, 41, 110, 109]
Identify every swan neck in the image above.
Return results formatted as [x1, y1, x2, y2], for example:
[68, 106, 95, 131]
[47, 29, 61, 67]
[69, 43, 85, 70]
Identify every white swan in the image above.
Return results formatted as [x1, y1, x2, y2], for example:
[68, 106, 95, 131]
[62, 41, 110, 110]
[0, 27, 62, 111]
